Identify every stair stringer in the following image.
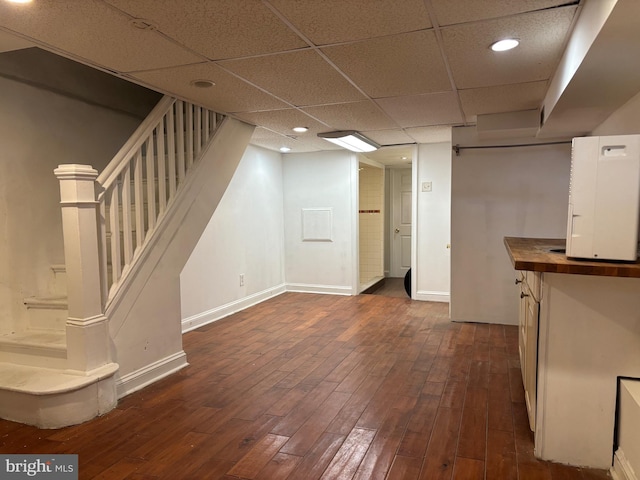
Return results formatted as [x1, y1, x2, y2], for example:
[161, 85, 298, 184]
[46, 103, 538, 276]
[105, 118, 255, 398]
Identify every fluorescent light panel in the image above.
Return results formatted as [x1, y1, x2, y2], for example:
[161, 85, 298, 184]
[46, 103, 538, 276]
[317, 131, 380, 153]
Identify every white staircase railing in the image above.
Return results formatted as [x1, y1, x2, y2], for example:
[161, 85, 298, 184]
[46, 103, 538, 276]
[96, 97, 224, 306]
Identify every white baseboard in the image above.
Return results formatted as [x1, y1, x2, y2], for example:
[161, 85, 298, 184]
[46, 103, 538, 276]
[181, 284, 287, 333]
[415, 290, 450, 303]
[285, 283, 354, 296]
[116, 351, 188, 399]
[612, 449, 638, 480]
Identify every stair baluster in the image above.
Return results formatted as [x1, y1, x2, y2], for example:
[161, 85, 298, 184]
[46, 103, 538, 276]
[95, 98, 224, 307]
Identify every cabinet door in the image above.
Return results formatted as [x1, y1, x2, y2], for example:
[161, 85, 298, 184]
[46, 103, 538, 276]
[524, 295, 539, 431]
[519, 282, 527, 386]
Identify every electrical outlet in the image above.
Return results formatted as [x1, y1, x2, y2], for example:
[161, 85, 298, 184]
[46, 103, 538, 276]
[239, 274, 245, 286]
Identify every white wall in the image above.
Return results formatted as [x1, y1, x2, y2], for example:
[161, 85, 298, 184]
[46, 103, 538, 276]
[542, 0, 617, 126]
[180, 145, 285, 331]
[110, 119, 254, 396]
[450, 126, 571, 325]
[592, 88, 640, 135]
[414, 142, 452, 302]
[0, 75, 142, 334]
[283, 150, 358, 295]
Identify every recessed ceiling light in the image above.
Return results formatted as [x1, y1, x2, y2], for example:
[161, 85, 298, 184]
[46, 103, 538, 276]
[280, 147, 291, 153]
[490, 39, 519, 52]
[190, 79, 215, 88]
[293, 127, 308, 133]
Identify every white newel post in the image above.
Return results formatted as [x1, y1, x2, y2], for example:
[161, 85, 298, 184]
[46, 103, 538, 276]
[54, 164, 111, 373]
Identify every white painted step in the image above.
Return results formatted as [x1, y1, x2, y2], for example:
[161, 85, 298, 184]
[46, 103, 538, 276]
[612, 380, 640, 480]
[0, 329, 67, 369]
[24, 294, 68, 331]
[0, 361, 119, 428]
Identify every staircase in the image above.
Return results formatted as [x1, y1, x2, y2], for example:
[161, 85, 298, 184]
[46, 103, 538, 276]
[0, 96, 229, 428]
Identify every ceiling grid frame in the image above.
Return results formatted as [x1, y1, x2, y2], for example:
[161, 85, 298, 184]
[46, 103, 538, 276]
[0, 0, 611, 162]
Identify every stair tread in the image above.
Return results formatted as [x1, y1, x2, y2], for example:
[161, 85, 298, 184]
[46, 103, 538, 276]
[0, 330, 66, 350]
[0, 361, 118, 395]
[24, 295, 68, 309]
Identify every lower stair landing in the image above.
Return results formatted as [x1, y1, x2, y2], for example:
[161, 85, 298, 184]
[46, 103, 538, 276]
[0, 361, 119, 429]
[0, 329, 67, 369]
[0, 328, 118, 429]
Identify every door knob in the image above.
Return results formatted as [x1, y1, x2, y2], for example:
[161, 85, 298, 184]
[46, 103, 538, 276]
[394, 228, 400, 233]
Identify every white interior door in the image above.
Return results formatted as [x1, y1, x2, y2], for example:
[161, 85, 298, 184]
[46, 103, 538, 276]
[391, 168, 412, 277]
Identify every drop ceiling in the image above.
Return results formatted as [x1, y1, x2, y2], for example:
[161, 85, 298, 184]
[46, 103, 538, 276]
[0, 0, 583, 162]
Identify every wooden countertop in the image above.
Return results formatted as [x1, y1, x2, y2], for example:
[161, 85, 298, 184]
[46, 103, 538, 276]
[504, 237, 640, 278]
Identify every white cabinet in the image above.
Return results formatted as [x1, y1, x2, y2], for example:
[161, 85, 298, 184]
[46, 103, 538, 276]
[534, 273, 640, 468]
[505, 237, 640, 468]
[517, 271, 540, 432]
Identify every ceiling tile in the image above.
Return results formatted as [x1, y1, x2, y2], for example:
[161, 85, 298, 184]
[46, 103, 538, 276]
[302, 101, 399, 131]
[131, 63, 288, 114]
[362, 129, 416, 146]
[220, 50, 365, 107]
[234, 108, 329, 136]
[268, 0, 431, 45]
[431, 0, 574, 26]
[321, 30, 451, 98]
[0, 1, 202, 72]
[300, 137, 344, 152]
[363, 144, 414, 166]
[405, 126, 453, 144]
[376, 92, 463, 127]
[0, 29, 33, 53]
[441, 6, 577, 89]
[251, 127, 341, 153]
[104, 0, 307, 60]
[459, 80, 548, 116]
[465, 114, 478, 124]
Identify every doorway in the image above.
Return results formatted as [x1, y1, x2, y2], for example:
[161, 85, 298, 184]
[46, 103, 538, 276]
[389, 167, 412, 279]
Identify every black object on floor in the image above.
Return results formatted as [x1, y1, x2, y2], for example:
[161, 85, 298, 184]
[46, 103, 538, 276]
[404, 268, 411, 297]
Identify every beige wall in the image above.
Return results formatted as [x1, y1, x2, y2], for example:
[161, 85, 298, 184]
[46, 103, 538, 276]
[592, 89, 640, 135]
[358, 164, 384, 286]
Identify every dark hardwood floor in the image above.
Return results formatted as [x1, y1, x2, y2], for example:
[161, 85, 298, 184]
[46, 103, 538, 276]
[0, 292, 611, 479]
[364, 277, 408, 298]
